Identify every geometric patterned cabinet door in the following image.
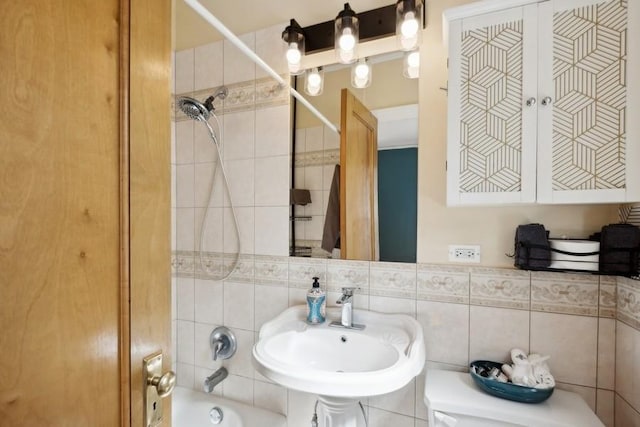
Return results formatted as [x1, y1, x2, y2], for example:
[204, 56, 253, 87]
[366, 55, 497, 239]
[446, 5, 539, 205]
[537, 0, 640, 203]
[445, 0, 640, 205]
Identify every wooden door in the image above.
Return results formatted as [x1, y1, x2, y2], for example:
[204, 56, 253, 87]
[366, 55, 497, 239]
[128, 0, 172, 425]
[340, 89, 379, 261]
[0, 1, 171, 426]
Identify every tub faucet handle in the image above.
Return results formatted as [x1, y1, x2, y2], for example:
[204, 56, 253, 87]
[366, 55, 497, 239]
[210, 326, 237, 361]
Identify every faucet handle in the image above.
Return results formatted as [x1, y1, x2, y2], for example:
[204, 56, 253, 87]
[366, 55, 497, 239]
[210, 326, 237, 361]
[341, 287, 360, 296]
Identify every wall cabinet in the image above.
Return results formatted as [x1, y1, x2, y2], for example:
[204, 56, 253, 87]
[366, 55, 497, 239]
[444, 0, 640, 205]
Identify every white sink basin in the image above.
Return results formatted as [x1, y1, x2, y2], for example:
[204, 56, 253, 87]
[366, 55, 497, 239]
[252, 305, 425, 398]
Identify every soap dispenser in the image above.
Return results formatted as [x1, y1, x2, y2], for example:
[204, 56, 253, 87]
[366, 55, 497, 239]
[306, 277, 326, 324]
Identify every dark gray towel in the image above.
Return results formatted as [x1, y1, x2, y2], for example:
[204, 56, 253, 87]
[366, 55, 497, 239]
[514, 224, 550, 269]
[322, 165, 340, 253]
[599, 224, 640, 274]
[290, 189, 311, 206]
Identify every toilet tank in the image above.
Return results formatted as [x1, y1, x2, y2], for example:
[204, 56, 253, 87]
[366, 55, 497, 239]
[424, 369, 604, 427]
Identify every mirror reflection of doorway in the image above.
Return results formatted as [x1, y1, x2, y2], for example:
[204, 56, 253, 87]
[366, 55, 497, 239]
[375, 103, 418, 263]
[378, 147, 417, 263]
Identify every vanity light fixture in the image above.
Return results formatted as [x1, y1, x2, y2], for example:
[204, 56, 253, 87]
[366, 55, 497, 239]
[351, 58, 372, 89]
[305, 67, 324, 96]
[283, 3, 425, 83]
[403, 49, 420, 79]
[335, 3, 359, 64]
[396, 0, 423, 51]
[282, 19, 305, 75]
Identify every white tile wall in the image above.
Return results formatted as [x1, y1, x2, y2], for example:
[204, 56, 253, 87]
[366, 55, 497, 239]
[469, 305, 530, 363]
[255, 105, 290, 157]
[223, 33, 256, 85]
[194, 119, 219, 163]
[175, 48, 194, 94]
[194, 41, 223, 91]
[417, 300, 469, 367]
[254, 23, 288, 78]
[531, 312, 598, 387]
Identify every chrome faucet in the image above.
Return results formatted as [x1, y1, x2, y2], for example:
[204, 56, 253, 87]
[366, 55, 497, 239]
[330, 287, 365, 330]
[203, 367, 228, 393]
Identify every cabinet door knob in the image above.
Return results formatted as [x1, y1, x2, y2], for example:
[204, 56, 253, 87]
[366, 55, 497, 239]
[541, 96, 553, 106]
[525, 97, 537, 107]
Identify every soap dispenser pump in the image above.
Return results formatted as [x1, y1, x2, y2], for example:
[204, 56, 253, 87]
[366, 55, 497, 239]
[306, 277, 326, 324]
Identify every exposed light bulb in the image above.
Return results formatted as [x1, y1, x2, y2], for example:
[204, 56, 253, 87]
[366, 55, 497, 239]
[404, 51, 420, 79]
[351, 58, 371, 89]
[401, 12, 419, 37]
[353, 77, 368, 88]
[339, 29, 356, 51]
[305, 68, 324, 96]
[286, 43, 301, 65]
[307, 82, 322, 96]
[308, 72, 322, 87]
[396, 0, 423, 51]
[354, 63, 369, 79]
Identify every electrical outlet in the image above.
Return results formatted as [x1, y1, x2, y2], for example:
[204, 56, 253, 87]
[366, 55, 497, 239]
[448, 245, 481, 263]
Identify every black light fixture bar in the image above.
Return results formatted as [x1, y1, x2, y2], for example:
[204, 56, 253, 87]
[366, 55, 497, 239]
[303, 4, 399, 54]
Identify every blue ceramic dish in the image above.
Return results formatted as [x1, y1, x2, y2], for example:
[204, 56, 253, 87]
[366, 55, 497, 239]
[469, 360, 554, 404]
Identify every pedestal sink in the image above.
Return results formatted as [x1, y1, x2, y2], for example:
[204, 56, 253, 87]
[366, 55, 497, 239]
[252, 305, 425, 427]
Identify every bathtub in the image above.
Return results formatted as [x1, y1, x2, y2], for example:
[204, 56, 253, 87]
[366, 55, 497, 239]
[172, 386, 287, 427]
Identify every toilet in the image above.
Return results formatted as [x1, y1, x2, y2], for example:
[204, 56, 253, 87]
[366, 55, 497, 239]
[424, 369, 604, 427]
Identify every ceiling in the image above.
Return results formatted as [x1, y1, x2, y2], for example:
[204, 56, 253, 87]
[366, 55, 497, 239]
[175, 0, 395, 51]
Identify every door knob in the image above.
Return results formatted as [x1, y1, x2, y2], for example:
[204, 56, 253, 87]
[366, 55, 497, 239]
[525, 97, 536, 107]
[143, 352, 174, 427]
[541, 96, 553, 106]
[148, 370, 176, 397]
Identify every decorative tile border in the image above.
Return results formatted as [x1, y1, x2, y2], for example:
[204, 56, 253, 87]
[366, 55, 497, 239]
[254, 255, 288, 287]
[173, 76, 289, 122]
[530, 271, 599, 316]
[470, 268, 530, 310]
[294, 149, 340, 167]
[254, 77, 289, 110]
[172, 251, 633, 321]
[327, 259, 370, 294]
[171, 250, 253, 282]
[369, 262, 417, 299]
[223, 254, 254, 284]
[617, 277, 640, 330]
[599, 276, 617, 318]
[172, 250, 198, 277]
[417, 264, 470, 304]
[287, 257, 327, 289]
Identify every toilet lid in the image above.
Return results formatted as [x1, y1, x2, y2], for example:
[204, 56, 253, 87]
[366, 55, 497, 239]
[424, 369, 604, 427]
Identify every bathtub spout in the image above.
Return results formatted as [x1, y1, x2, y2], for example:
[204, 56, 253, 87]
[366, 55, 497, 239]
[203, 367, 228, 393]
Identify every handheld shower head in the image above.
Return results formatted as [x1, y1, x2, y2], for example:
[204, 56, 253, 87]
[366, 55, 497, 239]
[177, 86, 228, 122]
[178, 96, 210, 121]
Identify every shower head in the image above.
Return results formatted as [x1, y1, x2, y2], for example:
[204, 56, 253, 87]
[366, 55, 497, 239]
[178, 96, 211, 121]
[177, 86, 228, 121]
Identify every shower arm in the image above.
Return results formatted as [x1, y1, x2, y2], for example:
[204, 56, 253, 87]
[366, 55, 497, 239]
[183, 0, 340, 135]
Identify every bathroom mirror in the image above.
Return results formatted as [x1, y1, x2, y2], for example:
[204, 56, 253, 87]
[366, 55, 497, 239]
[291, 54, 419, 262]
